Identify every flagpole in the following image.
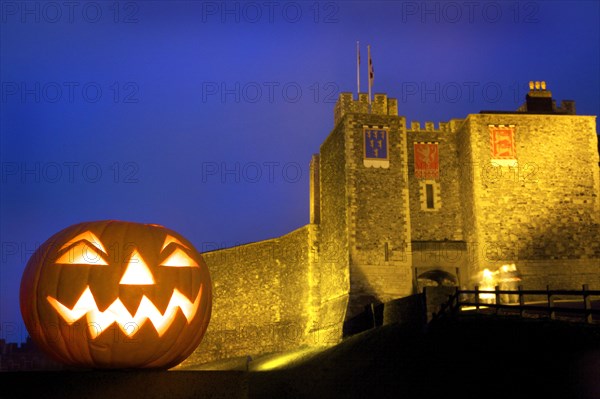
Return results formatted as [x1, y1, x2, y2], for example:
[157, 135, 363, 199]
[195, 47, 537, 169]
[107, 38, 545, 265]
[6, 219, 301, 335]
[356, 41, 360, 97]
[367, 44, 372, 106]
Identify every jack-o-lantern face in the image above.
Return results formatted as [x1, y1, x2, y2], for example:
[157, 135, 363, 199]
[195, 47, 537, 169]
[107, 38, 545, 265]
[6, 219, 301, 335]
[20, 221, 212, 369]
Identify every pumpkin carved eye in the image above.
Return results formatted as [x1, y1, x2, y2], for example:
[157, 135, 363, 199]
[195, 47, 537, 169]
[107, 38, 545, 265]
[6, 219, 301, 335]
[55, 242, 108, 265]
[59, 231, 107, 253]
[161, 235, 189, 251]
[56, 231, 108, 265]
[159, 235, 198, 267]
[160, 247, 199, 268]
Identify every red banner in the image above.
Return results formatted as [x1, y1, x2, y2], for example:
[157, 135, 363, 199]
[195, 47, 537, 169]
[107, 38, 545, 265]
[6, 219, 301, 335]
[490, 126, 516, 159]
[414, 142, 439, 179]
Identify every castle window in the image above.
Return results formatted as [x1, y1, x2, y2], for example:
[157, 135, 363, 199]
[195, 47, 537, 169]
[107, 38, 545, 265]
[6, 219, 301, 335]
[425, 184, 434, 209]
[419, 180, 441, 211]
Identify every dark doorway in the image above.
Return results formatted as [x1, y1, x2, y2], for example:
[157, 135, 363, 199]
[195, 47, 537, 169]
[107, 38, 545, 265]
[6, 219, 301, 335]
[417, 269, 458, 293]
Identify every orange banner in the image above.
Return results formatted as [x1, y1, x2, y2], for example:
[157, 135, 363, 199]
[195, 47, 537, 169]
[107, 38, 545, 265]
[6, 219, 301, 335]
[490, 126, 516, 159]
[414, 142, 439, 179]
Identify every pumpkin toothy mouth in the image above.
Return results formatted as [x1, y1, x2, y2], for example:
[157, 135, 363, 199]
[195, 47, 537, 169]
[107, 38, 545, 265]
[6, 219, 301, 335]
[47, 285, 203, 338]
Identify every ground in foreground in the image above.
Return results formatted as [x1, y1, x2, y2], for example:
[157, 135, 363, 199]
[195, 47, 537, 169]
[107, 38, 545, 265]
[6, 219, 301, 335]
[1, 315, 599, 399]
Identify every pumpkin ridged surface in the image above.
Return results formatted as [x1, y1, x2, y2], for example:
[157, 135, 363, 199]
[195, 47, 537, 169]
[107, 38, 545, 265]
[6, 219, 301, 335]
[20, 220, 212, 369]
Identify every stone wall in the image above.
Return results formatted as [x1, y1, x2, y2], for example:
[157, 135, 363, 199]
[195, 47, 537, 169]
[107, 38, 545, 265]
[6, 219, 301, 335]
[180, 225, 316, 367]
[309, 155, 320, 224]
[407, 123, 464, 242]
[456, 117, 487, 285]
[381, 294, 426, 326]
[517, 259, 600, 290]
[334, 94, 414, 318]
[317, 117, 350, 341]
[464, 114, 600, 289]
[423, 286, 457, 322]
[180, 92, 600, 369]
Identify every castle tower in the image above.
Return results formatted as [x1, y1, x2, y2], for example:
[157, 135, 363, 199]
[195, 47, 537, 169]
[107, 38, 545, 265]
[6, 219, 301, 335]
[318, 92, 413, 324]
[460, 82, 600, 289]
[184, 83, 599, 368]
[406, 118, 469, 292]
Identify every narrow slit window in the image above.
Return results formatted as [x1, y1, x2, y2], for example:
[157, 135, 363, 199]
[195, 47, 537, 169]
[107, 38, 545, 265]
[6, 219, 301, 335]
[426, 184, 434, 209]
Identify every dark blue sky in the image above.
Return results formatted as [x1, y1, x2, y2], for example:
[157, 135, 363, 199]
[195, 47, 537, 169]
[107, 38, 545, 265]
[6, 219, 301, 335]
[1, 1, 599, 342]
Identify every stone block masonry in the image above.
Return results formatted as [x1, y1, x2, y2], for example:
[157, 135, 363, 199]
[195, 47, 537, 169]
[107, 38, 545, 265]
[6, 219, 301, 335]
[182, 87, 599, 367]
[180, 226, 319, 367]
[461, 113, 600, 289]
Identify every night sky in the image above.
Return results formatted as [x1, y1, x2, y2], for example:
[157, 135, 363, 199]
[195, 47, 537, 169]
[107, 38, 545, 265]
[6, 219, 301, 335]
[1, 1, 599, 343]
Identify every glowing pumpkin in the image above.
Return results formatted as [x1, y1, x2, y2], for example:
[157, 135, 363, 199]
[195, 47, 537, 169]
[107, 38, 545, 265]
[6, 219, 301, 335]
[19, 220, 212, 369]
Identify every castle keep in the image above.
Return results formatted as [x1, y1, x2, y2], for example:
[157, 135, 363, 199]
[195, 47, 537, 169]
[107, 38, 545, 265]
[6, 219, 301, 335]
[181, 84, 600, 367]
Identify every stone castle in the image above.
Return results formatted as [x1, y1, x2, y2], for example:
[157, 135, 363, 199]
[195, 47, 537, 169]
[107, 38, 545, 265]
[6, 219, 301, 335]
[181, 82, 600, 367]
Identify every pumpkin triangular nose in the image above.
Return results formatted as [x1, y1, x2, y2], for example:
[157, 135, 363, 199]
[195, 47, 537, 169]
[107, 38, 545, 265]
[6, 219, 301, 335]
[120, 250, 155, 285]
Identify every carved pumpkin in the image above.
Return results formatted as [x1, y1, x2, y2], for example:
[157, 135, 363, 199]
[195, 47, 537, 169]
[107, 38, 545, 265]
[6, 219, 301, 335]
[19, 220, 212, 369]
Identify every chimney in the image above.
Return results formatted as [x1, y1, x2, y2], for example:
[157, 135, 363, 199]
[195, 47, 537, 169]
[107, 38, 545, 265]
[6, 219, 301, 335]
[524, 80, 554, 113]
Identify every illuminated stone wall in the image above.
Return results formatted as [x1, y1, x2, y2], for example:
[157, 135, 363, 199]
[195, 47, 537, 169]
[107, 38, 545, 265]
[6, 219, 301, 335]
[406, 121, 474, 287]
[180, 225, 317, 367]
[460, 114, 600, 289]
[455, 117, 485, 284]
[407, 122, 464, 242]
[316, 117, 351, 339]
[338, 97, 414, 318]
[182, 91, 599, 367]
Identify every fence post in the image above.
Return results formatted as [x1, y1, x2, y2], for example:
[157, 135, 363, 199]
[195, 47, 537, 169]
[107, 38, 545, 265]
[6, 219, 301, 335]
[518, 285, 524, 318]
[495, 285, 501, 314]
[583, 284, 592, 324]
[547, 285, 555, 320]
[475, 285, 480, 313]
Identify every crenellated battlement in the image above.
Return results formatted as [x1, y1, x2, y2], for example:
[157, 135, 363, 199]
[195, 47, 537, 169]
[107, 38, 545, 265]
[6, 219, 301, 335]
[334, 92, 398, 126]
[407, 119, 464, 133]
[182, 84, 599, 370]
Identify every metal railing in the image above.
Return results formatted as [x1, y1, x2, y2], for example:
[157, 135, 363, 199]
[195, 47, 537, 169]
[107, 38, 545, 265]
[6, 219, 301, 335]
[434, 284, 600, 324]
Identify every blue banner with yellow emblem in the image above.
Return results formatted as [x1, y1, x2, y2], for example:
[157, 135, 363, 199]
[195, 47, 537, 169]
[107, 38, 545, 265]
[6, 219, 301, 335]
[363, 128, 389, 168]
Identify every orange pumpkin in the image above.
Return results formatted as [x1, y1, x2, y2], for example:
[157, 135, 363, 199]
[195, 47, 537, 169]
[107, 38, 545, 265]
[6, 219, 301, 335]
[19, 220, 212, 369]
